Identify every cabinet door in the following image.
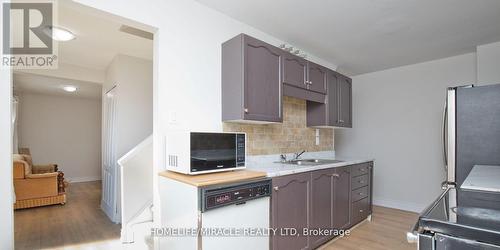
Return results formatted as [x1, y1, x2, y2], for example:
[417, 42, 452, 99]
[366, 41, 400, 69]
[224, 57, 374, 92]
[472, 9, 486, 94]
[272, 173, 311, 250]
[327, 71, 340, 126]
[283, 53, 307, 89]
[338, 75, 352, 127]
[310, 169, 334, 248]
[368, 162, 373, 214]
[333, 167, 351, 229]
[243, 36, 282, 122]
[307, 62, 327, 94]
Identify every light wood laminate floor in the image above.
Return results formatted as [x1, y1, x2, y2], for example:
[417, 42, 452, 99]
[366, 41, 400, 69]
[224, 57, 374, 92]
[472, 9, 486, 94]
[15, 181, 121, 250]
[321, 206, 418, 250]
[15, 181, 418, 250]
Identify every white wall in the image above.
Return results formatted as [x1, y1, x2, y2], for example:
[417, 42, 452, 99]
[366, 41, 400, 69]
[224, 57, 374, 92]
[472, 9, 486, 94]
[104, 54, 153, 160]
[335, 53, 477, 212]
[17, 62, 105, 84]
[0, 3, 14, 246]
[18, 93, 102, 182]
[477, 41, 500, 85]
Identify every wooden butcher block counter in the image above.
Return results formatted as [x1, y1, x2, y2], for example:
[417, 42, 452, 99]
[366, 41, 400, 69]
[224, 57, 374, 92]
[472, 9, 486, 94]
[158, 169, 267, 187]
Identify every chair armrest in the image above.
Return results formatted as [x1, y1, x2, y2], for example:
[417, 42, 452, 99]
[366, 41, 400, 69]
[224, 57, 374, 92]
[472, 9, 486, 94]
[13, 160, 28, 179]
[32, 164, 58, 174]
[26, 172, 59, 179]
[15, 172, 59, 200]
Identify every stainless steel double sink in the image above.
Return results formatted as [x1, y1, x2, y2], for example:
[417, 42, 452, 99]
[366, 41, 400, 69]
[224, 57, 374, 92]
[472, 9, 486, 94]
[278, 159, 344, 166]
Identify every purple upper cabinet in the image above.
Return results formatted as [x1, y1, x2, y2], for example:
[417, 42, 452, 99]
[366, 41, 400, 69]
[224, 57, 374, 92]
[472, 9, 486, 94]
[222, 34, 283, 123]
[307, 70, 352, 128]
[307, 62, 327, 94]
[338, 74, 352, 127]
[283, 53, 308, 89]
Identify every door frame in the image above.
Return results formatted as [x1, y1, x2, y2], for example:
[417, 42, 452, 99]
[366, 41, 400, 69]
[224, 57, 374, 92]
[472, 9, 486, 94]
[2, 3, 160, 249]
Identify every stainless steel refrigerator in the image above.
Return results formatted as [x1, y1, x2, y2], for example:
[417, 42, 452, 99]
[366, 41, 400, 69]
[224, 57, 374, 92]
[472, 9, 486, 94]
[408, 84, 500, 249]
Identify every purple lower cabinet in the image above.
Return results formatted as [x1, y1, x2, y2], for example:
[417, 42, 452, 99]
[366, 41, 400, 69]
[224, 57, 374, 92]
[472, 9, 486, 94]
[310, 169, 335, 248]
[271, 162, 373, 250]
[271, 172, 311, 250]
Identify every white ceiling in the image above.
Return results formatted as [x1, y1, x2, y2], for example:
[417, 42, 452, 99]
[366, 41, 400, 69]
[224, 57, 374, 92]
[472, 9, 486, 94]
[12, 2, 153, 100]
[55, 2, 153, 70]
[14, 73, 102, 100]
[196, 0, 500, 75]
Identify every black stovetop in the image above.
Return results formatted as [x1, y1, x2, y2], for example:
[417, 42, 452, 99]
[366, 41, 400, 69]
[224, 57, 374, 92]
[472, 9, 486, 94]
[418, 187, 500, 246]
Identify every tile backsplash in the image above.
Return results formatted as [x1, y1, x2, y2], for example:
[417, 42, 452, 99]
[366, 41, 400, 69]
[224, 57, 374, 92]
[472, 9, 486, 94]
[223, 96, 334, 155]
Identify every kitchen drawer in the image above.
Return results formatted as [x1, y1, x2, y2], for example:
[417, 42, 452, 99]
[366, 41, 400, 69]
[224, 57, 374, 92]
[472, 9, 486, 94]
[351, 174, 368, 190]
[352, 197, 370, 225]
[351, 163, 369, 177]
[351, 186, 369, 202]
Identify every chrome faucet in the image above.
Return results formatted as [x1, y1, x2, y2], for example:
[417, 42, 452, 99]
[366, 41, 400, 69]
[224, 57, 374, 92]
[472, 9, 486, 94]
[293, 150, 306, 161]
[279, 154, 287, 163]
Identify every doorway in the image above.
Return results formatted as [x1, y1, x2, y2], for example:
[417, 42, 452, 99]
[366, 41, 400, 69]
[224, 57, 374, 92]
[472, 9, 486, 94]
[9, 1, 155, 249]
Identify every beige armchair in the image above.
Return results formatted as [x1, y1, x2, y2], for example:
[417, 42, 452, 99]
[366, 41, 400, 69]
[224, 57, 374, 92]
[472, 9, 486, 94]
[13, 154, 67, 209]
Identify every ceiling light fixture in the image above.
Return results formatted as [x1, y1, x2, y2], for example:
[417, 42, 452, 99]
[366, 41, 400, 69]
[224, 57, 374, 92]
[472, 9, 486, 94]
[44, 26, 76, 41]
[62, 86, 78, 92]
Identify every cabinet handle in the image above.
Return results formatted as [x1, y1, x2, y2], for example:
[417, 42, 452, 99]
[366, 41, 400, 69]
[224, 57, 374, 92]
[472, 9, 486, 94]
[339, 119, 345, 123]
[359, 209, 364, 213]
[244, 108, 249, 113]
[330, 173, 340, 178]
[273, 186, 279, 191]
[360, 168, 366, 172]
[309, 80, 312, 85]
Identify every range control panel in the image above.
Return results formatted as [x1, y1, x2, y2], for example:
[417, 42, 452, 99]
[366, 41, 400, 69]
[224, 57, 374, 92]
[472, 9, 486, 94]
[202, 179, 271, 212]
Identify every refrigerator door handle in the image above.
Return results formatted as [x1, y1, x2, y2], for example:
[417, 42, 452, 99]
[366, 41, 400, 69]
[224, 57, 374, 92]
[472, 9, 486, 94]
[442, 97, 448, 170]
[446, 87, 457, 185]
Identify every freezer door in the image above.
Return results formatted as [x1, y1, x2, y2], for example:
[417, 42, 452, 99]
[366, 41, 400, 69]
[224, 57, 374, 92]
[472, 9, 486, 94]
[456, 84, 500, 187]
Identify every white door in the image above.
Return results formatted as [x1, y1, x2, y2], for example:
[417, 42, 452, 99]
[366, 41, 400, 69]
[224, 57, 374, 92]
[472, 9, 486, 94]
[102, 87, 118, 222]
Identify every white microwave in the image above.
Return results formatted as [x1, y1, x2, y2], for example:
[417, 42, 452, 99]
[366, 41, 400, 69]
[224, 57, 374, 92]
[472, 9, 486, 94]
[166, 131, 246, 175]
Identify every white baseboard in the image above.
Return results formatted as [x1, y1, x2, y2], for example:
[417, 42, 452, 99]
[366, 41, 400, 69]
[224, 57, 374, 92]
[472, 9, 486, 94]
[373, 197, 426, 213]
[67, 176, 101, 183]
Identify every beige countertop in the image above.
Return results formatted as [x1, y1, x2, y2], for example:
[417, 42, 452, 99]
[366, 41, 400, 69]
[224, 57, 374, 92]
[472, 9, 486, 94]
[158, 169, 267, 187]
[246, 158, 374, 177]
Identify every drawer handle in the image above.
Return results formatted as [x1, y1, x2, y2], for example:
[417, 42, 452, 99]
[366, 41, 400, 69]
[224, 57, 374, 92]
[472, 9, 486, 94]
[359, 180, 364, 184]
[330, 173, 340, 178]
[273, 186, 279, 191]
[358, 192, 363, 195]
[359, 209, 364, 213]
[360, 169, 366, 172]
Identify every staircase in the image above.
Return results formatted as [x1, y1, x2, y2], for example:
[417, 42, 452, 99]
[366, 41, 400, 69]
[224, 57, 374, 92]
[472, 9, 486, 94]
[117, 135, 154, 248]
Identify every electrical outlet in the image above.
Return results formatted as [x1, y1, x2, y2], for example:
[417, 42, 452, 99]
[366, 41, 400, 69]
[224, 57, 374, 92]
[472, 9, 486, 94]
[315, 129, 320, 145]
